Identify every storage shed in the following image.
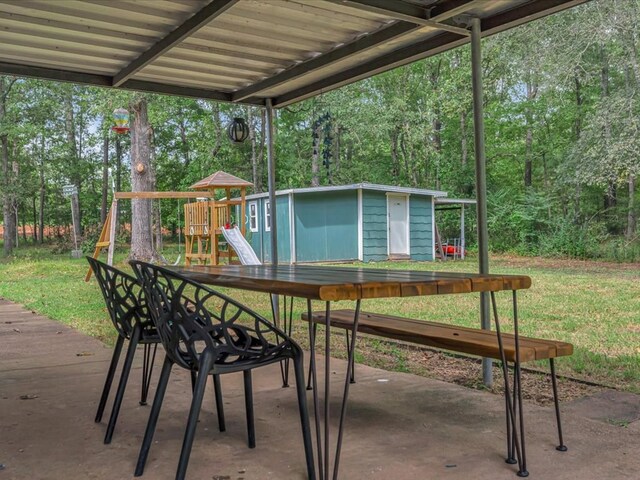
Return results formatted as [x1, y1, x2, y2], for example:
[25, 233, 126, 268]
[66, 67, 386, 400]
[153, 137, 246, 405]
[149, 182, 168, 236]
[240, 183, 448, 264]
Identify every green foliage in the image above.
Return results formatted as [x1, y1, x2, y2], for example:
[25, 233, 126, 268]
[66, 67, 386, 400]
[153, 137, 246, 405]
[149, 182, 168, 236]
[537, 219, 606, 259]
[1, 0, 639, 261]
[487, 189, 553, 253]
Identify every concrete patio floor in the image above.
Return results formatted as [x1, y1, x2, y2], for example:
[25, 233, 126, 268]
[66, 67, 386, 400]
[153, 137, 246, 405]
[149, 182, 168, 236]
[1, 298, 638, 480]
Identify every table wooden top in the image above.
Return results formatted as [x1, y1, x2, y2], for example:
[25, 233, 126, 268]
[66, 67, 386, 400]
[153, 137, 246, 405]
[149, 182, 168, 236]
[170, 265, 531, 302]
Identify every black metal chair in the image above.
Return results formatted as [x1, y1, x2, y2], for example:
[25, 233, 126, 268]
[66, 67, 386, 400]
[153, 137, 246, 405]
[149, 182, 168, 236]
[88, 258, 226, 444]
[87, 257, 161, 444]
[130, 261, 316, 480]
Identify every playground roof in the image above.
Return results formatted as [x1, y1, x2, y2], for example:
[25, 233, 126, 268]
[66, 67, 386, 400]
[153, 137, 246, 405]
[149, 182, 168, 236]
[0, 0, 587, 108]
[189, 170, 253, 190]
[242, 182, 448, 200]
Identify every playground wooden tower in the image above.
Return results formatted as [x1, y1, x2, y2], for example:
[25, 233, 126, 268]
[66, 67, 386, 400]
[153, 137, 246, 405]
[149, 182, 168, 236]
[184, 171, 252, 265]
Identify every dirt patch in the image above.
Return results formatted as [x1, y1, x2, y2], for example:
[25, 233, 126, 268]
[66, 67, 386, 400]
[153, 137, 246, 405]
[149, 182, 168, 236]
[405, 347, 605, 405]
[344, 334, 607, 406]
[494, 254, 640, 274]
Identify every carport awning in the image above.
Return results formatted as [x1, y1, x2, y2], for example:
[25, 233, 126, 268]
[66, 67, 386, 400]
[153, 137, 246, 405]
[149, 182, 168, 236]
[0, 0, 586, 107]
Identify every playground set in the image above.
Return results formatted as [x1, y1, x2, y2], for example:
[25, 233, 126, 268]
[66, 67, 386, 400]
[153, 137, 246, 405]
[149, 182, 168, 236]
[85, 171, 254, 281]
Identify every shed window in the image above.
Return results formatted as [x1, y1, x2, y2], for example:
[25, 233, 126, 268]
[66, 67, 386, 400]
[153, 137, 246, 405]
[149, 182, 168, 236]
[249, 202, 258, 232]
[265, 200, 271, 232]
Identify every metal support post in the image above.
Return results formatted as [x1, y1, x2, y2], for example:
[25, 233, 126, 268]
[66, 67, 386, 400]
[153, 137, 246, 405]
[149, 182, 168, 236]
[470, 16, 492, 386]
[265, 99, 280, 325]
[265, 98, 278, 266]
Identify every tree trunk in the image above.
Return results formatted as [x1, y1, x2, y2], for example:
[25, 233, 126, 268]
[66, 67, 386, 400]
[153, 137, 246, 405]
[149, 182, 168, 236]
[101, 133, 109, 224]
[129, 97, 157, 261]
[257, 109, 265, 193]
[1, 76, 16, 255]
[574, 69, 583, 141]
[460, 110, 467, 167]
[32, 196, 37, 242]
[64, 91, 82, 238]
[390, 126, 400, 180]
[627, 175, 637, 239]
[600, 43, 617, 214]
[334, 125, 341, 174]
[524, 78, 537, 188]
[311, 119, 321, 187]
[115, 136, 122, 193]
[153, 200, 162, 253]
[209, 102, 223, 175]
[179, 117, 190, 169]
[249, 107, 260, 191]
[20, 203, 26, 243]
[524, 126, 533, 187]
[13, 203, 18, 248]
[432, 110, 442, 190]
[573, 69, 583, 222]
[38, 133, 45, 244]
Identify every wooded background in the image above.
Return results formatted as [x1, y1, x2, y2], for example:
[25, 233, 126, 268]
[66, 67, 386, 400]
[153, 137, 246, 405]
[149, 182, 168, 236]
[0, 0, 638, 260]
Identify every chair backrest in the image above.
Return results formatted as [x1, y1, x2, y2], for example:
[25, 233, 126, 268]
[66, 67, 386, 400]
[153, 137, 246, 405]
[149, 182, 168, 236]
[86, 257, 149, 339]
[130, 261, 290, 370]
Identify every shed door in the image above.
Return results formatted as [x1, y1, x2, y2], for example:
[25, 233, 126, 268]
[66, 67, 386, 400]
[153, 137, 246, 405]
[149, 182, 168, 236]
[388, 195, 409, 256]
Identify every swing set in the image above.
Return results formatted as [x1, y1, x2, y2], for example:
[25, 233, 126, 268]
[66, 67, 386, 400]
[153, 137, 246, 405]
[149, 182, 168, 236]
[85, 171, 253, 281]
[84, 191, 213, 282]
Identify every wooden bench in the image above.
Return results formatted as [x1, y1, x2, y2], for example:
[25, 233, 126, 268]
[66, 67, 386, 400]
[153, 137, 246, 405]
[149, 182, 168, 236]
[302, 308, 572, 471]
[301, 309, 573, 363]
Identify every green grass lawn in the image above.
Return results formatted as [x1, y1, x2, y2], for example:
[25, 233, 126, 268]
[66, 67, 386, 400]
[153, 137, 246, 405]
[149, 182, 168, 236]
[1, 245, 638, 392]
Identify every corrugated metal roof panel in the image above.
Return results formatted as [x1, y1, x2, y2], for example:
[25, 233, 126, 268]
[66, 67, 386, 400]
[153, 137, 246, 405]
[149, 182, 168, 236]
[0, 0, 589, 105]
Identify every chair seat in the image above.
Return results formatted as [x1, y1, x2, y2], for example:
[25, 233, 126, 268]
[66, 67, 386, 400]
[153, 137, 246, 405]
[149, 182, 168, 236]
[210, 344, 296, 374]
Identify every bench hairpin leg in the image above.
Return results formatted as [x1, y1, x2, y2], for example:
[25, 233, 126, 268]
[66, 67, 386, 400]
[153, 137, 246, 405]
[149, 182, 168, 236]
[512, 290, 529, 477]
[307, 322, 318, 391]
[549, 358, 567, 452]
[332, 300, 361, 480]
[505, 373, 514, 462]
[490, 292, 524, 471]
[272, 294, 292, 388]
[277, 295, 293, 388]
[307, 299, 324, 480]
[344, 331, 355, 384]
[284, 296, 294, 384]
[511, 363, 518, 463]
[323, 301, 331, 480]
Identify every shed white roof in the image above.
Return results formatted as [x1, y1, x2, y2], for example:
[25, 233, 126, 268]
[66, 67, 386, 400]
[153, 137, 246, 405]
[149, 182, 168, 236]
[243, 182, 448, 200]
[435, 197, 477, 205]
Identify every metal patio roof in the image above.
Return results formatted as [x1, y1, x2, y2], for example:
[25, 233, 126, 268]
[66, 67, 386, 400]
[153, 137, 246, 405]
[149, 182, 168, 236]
[0, 0, 587, 108]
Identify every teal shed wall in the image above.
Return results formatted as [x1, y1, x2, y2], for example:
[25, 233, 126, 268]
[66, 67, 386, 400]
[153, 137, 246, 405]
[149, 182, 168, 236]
[362, 190, 388, 262]
[244, 188, 435, 264]
[245, 196, 291, 264]
[409, 196, 434, 261]
[294, 191, 358, 262]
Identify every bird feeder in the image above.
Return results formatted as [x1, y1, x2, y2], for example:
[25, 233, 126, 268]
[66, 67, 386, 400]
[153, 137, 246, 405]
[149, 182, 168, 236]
[227, 117, 249, 143]
[111, 108, 130, 134]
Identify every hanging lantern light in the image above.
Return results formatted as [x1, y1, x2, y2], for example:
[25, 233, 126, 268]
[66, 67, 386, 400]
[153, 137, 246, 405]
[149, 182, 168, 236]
[111, 108, 130, 134]
[227, 117, 249, 143]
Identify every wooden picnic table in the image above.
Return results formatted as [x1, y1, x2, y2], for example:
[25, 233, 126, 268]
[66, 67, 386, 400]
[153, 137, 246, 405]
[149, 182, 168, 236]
[170, 264, 531, 301]
[170, 264, 532, 480]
